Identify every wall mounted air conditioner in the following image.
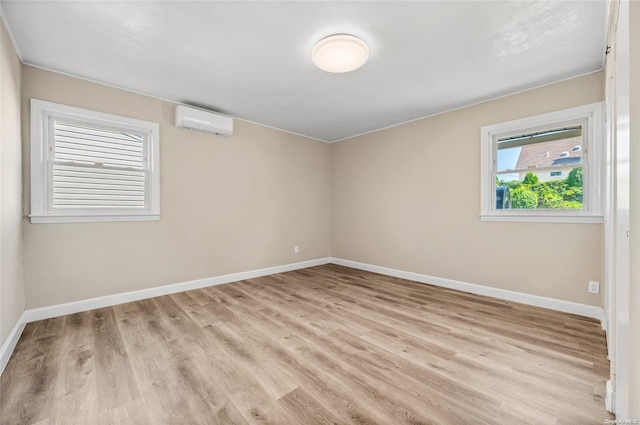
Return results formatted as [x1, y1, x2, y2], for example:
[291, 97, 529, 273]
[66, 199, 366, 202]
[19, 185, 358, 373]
[175, 105, 233, 136]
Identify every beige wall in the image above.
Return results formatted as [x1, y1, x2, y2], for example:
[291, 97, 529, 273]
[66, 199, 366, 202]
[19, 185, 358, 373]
[15, 44, 609, 313]
[627, 0, 639, 417]
[21, 66, 331, 309]
[332, 71, 604, 306]
[17, 65, 608, 311]
[1, 20, 25, 347]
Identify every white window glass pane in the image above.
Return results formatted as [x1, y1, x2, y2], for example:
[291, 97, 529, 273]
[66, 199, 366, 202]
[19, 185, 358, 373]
[51, 120, 147, 210]
[495, 167, 583, 210]
[496, 125, 582, 172]
[53, 121, 145, 169]
[52, 164, 146, 209]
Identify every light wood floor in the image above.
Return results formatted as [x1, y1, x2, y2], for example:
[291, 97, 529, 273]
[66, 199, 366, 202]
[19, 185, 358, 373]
[0, 264, 613, 424]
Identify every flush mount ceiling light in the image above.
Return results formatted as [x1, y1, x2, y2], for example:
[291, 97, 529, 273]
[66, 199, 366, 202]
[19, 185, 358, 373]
[312, 34, 369, 73]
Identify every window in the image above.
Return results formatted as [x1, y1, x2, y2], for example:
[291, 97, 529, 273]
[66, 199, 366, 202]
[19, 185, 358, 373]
[30, 99, 160, 223]
[480, 102, 604, 223]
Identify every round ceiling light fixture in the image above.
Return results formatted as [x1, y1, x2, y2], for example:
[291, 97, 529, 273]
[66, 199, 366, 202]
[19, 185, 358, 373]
[312, 34, 369, 73]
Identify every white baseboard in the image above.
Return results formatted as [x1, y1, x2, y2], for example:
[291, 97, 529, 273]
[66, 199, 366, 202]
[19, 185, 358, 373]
[605, 380, 614, 413]
[601, 310, 608, 331]
[3, 255, 602, 377]
[24, 256, 600, 323]
[330, 257, 603, 321]
[24, 257, 331, 323]
[0, 258, 328, 376]
[0, 312, 27, 375]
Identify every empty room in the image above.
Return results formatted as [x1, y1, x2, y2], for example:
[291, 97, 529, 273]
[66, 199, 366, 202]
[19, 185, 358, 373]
[1, 1, 638, 424]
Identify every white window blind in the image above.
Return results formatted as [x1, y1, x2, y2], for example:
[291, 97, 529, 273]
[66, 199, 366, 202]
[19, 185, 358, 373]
[31, 99, 160, 223]
[51, 121, 147, 209]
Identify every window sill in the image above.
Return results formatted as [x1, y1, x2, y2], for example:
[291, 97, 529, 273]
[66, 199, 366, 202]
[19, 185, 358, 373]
[480, 214, 603, 224]
[29, 213, 160, 224]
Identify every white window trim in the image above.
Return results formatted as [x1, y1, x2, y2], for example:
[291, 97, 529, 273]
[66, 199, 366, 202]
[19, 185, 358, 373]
[30, 99, 161, 223]
[480, 102, 605, 224]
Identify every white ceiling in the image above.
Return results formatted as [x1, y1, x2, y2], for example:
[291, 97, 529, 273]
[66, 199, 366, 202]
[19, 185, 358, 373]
[1, 1, 607, 142]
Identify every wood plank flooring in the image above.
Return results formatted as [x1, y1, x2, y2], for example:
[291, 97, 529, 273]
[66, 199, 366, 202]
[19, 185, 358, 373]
[0, 264, 613, 424]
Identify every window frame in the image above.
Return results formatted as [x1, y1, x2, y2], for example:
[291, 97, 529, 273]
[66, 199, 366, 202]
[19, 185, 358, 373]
[480, 102, 605, 223]
[30, 99, 160, 223]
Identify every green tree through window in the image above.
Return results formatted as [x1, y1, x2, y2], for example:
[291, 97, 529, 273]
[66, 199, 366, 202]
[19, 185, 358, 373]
[497, 171, 583, 209]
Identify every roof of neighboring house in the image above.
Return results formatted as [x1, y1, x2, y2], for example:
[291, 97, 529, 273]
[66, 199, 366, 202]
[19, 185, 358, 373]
[515, 138, 582, 170]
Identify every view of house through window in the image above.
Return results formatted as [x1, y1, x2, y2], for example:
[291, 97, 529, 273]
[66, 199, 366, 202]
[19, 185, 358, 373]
[495, 125, 584, 210]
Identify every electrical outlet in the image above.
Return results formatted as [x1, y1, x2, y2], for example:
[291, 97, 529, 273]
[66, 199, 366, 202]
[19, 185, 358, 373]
[294, 246, 299, 254]
[588, 281, 600, 294]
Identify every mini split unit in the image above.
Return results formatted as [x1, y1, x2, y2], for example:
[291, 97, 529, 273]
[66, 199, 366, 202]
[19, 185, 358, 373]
[175, 105, 233, 136]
